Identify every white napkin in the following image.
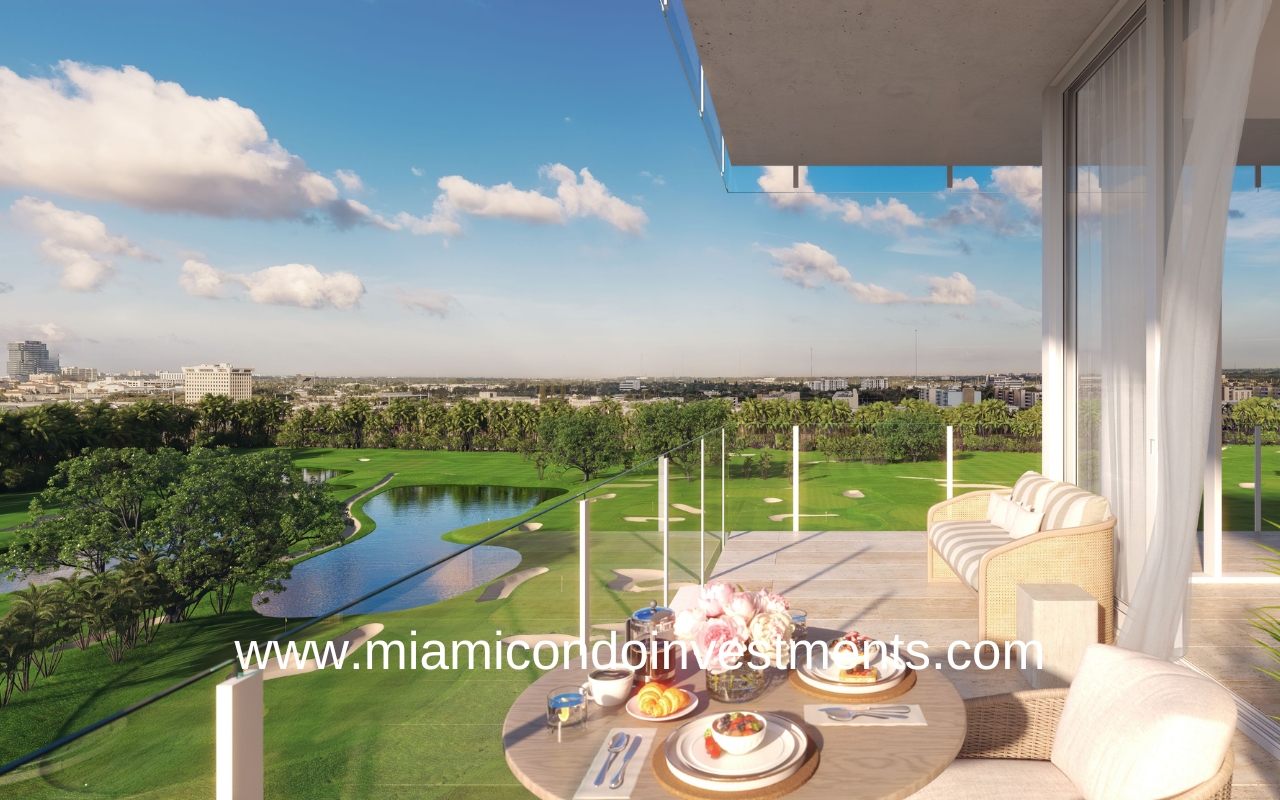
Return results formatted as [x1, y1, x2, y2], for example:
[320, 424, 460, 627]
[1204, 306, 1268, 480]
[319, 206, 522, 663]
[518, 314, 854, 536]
[803, 704, 928, 727]
[572, 727, 656, 800]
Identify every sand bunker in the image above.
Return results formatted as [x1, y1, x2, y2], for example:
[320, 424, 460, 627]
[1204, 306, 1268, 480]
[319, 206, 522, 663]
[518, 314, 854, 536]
[842, 490, 865, 498]
[623, 516, 686, 523]
[767, 513, 839, 522]
[598, 483, 651, 488]
[591, 493, 617, 501]
[477, 567, 548, 602]
[517, 522, 543, 532]
[357, 458, 371, 462]
[762, 497, 784, 504]
[1240, 482, 1257, 489]
[263, 623, 384, 680]
[672, 503, 702, 514]
[608, 568, 697, 593]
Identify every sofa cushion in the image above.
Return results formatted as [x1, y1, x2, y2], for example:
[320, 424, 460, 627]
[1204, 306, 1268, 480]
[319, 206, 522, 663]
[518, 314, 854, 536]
[1012, 470, 1057, 511]
[907, 758, 1083, 800]
[1038, 484, 1112, 530]
[929, 520, 1011, 588]
[1051, 644, 1237, 800]
[1003, 503, 1045, 539]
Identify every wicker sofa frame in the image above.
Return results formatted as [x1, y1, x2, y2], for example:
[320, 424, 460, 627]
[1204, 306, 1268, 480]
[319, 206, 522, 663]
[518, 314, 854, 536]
[926, 489, 1117, 645]
[957, 689, 1233, 799]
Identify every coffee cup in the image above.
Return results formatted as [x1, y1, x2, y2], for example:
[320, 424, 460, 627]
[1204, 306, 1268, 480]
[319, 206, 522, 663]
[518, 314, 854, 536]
[580, 667, 634, 707]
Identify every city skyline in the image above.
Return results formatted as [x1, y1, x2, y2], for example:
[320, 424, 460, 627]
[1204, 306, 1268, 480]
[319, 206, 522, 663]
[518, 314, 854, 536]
[0, 3, 1277, 377]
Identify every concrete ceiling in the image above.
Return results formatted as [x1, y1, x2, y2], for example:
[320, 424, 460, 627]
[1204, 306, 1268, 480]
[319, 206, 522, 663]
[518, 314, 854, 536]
[684, 0, 1280, 166]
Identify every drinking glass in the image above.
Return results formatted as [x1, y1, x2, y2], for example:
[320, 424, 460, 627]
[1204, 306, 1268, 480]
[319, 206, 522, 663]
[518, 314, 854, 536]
[790, 609, 808, 641]
[546, 686, 588, 741]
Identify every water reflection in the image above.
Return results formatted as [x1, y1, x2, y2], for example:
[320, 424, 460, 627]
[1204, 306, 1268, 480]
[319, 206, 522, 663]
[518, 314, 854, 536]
[255, 485, 560, 616]
[300, 468, 344, 484]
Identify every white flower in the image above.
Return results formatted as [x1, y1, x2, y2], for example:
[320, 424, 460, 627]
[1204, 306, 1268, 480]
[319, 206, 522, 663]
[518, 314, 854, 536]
[673, 607, 706, 640]
[748, 610, 794, 667]
[699, 582, 735, 617]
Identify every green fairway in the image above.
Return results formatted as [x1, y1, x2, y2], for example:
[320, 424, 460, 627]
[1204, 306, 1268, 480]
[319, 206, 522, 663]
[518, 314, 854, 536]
[1220, 443, 1280, 533]
[0, 491, 41, 548]
[0, 446, 1045, 798]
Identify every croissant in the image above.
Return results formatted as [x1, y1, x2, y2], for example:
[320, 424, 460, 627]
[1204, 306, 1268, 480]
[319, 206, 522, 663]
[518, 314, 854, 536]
[638, 685, 687, 717]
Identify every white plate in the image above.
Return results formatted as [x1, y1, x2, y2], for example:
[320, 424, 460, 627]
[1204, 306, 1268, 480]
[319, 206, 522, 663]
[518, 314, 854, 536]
[624, 688, 700, 722]
[802, 651, 907, 686]
[796, 657, 908, 696]
[664, 714, 808, 791]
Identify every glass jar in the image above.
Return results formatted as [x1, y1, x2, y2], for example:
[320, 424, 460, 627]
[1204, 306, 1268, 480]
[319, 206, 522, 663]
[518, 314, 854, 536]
[705, 662, 767, 703]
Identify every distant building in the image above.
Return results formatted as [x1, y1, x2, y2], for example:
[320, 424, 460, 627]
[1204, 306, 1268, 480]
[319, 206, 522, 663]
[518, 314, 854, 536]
[860, 377, 890, 390]
[921, 386, 982, 408]
[6, 340, 59, 381]
[61, 366, 99, 381]
[807, 378, 849, 392]
[1256, 385, 1277, 399]
[477, 391, 498, 400]
[759, 390, 801, 401]
[618, 378, 644, 392]
[183, 364, 253, 403]
[833, 390, 859, 409]
[994, 386, 1042, 409]
[1223, 385, 1253, 404]
[989, 375, 1025, 389]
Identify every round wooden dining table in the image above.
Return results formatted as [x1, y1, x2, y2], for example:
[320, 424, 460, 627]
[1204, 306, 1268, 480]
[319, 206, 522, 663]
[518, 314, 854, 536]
[502, 629, 966, 800]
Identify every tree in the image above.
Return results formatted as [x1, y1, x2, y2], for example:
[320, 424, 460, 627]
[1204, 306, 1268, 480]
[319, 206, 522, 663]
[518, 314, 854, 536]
[757, 450, 773, 479]
[877, 409, 946, 462]
[6, 447, 186, 576]
[633, 400, 733, 479]
[540, 411, 627, 483]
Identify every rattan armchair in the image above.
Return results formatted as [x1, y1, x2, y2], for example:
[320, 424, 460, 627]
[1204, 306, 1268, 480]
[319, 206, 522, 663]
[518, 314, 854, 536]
[926, 490, 1117, 644]
[958, 690, 1234, 800]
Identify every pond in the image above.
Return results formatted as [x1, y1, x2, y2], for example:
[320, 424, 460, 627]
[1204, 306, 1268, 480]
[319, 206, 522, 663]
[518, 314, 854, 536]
[254, 485, 560, 617]
[300, 468, 348, 484]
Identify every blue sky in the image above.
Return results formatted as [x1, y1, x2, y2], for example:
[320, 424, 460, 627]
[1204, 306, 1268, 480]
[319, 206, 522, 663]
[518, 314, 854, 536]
[0, 1, 1273, 377]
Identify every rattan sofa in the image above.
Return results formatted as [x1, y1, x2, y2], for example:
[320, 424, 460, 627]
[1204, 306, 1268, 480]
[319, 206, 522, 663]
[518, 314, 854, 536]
[925, 472, 1116, 644]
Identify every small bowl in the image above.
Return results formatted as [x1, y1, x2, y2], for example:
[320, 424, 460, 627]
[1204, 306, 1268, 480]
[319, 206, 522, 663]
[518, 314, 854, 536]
[710, 712, 768, 756]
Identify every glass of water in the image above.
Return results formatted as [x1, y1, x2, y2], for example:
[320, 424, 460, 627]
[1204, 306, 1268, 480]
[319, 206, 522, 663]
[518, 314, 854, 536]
[790, 609, 808, 641]
[546, 686, 588, 741]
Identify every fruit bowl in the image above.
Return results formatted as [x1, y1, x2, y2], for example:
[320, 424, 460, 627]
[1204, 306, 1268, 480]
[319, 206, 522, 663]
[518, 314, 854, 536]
[710, 711, 767, 756]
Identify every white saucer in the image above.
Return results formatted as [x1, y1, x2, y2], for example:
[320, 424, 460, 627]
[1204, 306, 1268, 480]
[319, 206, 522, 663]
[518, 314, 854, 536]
[802, 651, 907, 685]
[797, 654, 909, 695]
[625, 688, 700, 722]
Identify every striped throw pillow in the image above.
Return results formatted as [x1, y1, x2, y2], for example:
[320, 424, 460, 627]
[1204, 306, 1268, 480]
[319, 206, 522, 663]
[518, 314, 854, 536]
[1012, 471, 1056, 511]
[1039, 484, 1113, 530]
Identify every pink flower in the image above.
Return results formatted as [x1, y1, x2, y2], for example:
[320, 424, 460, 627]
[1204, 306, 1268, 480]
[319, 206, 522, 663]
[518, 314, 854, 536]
[721, 612, 750, 643]
[755, 589, 790, 614]
[673, 607, 706, 640]
[699, 582, 735, 617]
[726, 591, 759, 621]
[748, 611, 794, 667]
[694, 617, 744, 673]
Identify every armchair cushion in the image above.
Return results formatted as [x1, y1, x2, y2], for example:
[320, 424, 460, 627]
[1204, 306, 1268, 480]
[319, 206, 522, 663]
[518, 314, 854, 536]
[1012, 470, 1058, 511]
[1051, 644, 1236, 800]
[929, 520, 1010, 587]
[907, 759, 1082, 799]
[1038, 484, 1112, 530]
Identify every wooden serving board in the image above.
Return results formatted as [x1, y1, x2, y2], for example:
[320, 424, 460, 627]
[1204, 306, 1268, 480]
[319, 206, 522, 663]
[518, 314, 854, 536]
[786, 666, 917, 702]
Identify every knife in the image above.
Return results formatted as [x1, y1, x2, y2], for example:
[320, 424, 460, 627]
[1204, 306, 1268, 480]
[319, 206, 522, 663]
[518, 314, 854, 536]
[609, 735, 643, 790]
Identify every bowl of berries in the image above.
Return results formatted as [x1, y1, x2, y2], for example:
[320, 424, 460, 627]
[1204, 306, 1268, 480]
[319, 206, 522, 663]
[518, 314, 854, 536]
[709, 711, 767, 756]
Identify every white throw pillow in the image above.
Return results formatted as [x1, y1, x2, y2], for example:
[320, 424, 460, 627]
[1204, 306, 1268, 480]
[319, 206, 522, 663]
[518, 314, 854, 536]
[1001, 503, 1044, 539]
[1051, 644, 1236, 800]
[985, 493, 1014, 528]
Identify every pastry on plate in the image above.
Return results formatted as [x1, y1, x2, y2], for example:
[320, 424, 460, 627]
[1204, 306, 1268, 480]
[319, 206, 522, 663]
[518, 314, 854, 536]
[837, 665, 879, 684]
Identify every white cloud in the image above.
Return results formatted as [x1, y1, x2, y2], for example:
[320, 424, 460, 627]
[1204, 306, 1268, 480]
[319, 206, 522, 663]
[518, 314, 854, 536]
[0, 282, 11, 293]
[397, 288, 456, 318]
[9, 196, 154, 291]
[399, 164, 647, 237]
[179, 259, 226, 299]
[757, 166, 924, 230]
[411, 167, 425, 177]
[0, 62, 377, 227]
[179, 260, 365, 310]
[935, 166, 1042, 235]
[641, 171, 666, 186]
[334, 169, 364, 192]
[767, 242, 979, 306]
[1226, 190, 1280, 241]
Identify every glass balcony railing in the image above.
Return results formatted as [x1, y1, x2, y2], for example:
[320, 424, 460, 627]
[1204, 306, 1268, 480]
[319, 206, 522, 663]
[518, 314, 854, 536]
[0, 415, 1028, 796]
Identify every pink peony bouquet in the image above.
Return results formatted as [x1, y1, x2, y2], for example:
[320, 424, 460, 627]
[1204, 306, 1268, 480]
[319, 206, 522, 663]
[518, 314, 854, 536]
[674, 582, 794, 673]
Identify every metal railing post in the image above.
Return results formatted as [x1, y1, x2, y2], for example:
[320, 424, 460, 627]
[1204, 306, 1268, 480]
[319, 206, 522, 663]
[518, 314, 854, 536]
[579, 499, 590, 648]
[700, 437, 706, 585]
[721, 428, 726, 545]
[946, 425, 954, 499]
[659, 456, 669, 606]
[792, 425, 800, 533]
[1257, 425, 1264, 535]
[217, 670, 263, 800]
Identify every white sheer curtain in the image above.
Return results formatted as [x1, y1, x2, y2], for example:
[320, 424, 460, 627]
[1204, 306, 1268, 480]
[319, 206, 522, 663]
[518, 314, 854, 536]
[1072, 23, 1149, 609]
[1118, 0, 1271, 658]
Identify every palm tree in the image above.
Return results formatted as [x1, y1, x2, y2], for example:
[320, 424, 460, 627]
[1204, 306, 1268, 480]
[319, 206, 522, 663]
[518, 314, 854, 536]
[10, 583, 67, 678]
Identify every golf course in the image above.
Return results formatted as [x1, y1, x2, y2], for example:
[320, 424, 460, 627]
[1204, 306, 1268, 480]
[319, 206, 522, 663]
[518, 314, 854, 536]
[0, 444, 1275, 798]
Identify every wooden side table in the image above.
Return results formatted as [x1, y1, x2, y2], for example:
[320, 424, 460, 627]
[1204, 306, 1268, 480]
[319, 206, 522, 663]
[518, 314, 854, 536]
[1016, 583, 1099, 688]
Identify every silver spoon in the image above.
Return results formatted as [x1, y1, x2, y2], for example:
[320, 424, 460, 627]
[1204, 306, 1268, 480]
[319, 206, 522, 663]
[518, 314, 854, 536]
[821, 708, 910, 721]
[594, 732, 629, 786]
